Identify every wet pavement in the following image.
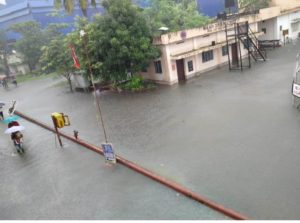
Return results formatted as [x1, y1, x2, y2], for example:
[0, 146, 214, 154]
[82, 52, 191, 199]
[1, 41, 300, 219]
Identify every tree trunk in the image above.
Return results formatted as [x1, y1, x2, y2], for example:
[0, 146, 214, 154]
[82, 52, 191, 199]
[3, 51, 10, 77]
[28, 62, 33, 72]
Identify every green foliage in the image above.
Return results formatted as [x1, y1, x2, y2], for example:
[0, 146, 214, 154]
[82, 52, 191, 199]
[143, 0, 211, 35]
[238, 0, 270, 13]
[54, 0, 97, 17]
[118, 75, 156, 91]
[10, 21, 45, 71]
[40, 34, 75, 92]
[0, 30, 5, 48]
[0, 63, 4, 73]
[0, 29, 10, 76]
[72, 0, 160, 83]
[40, 36, 73, 74]
[44, 23, 69, 42]
[123, 76, 143, 91]
[10, 21, 68, 72]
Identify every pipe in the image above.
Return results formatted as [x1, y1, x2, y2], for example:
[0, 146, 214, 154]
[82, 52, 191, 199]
[15, 110, 249, 220]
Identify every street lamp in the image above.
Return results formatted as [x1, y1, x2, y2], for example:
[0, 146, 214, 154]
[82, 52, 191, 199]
[80, 29, 109, 143]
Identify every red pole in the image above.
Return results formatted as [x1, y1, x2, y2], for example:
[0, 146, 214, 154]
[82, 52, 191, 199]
[15, 110, 249, 220]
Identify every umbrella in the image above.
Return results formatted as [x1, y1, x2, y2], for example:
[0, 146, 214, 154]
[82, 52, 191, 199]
[2, 115, 20, 124]
[4, 125, 25, 134]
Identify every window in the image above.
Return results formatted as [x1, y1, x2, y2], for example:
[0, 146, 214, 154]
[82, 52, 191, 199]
[222, 46, 228, 56]
[154, 61, 162, 74]
[262, 28, 266, 34]
[187, 61, 194, 72]
[202, 50, 214, 63]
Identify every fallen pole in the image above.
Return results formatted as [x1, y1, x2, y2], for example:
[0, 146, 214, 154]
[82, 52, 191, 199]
[15, 110, 249, 220]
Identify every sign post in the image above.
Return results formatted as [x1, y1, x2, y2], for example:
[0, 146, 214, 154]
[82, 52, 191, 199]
[51, 112, 70, 148]
[293, 82, 300, 98]
[101, 143, 116, 164]
[51, 115, 63, 147]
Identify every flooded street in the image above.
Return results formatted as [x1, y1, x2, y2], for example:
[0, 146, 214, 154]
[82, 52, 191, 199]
[1, 41, 300, 219]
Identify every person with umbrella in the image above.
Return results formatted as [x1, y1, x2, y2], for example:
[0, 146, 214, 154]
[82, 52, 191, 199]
[4, 122, 25, 152]
[7, 119, 21, 144]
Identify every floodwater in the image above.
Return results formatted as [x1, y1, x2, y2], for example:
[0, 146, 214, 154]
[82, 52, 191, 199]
[1, 40, 300, 220]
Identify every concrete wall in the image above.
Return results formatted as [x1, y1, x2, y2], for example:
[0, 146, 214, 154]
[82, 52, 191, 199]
[144, 17, 259, 85]
[276, 11, 300, 41]
[258, 18, 277, 40]
[270, 0, 300, 11]
[143, 37, 249, 85]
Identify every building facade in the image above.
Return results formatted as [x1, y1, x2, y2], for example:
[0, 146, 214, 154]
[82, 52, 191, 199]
[258, 6, 300, 42]
[143, 1, 300, 85]
[143, 15, 262, 85]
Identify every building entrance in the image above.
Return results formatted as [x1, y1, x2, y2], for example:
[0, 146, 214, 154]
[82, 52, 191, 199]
[176, 59, 186, 82]
[231, 43, 239, 66]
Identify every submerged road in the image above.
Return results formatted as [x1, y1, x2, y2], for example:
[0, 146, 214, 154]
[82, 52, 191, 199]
[1, 41, 300, 219]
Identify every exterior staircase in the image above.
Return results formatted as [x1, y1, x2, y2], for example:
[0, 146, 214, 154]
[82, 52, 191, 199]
[225, 21, 266, 70]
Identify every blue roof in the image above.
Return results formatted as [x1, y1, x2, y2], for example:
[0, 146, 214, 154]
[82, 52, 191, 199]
[197, 0, 237, 17]
[0, 0, 103, 40]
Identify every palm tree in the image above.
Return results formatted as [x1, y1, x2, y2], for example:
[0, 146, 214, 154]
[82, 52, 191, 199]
[54, 0, 97, 17]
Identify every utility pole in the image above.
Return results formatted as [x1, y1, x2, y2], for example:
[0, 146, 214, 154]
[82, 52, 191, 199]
[80, 29, 109, 143]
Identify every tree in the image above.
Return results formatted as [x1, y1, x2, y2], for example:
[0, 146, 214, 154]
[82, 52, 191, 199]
[143, 0, 211, 35]
[40, 35, 75, 92]
[238, 0, 270, 13]
[10, 21, 45, 71]
[54, 0, 97, 17]
[0, 30, 10, 76]
[44, 23, 69, 43]
[71, 0, 160, 83]
[9, 22, 68, 72]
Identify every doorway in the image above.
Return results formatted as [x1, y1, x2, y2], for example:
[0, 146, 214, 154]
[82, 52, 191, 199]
[176, 59, 186, 81]
[231, 43, 239, 66]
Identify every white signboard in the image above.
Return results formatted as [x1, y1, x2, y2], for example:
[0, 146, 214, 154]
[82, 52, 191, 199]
[101, 143, 116, 164]
[293, 82, 300, 97]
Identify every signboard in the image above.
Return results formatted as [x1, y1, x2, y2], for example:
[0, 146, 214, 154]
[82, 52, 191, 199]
[101, 143, 116, 164]
[283, 29, 289, 36]
[180, 31, 187, 40]
[292, 82, 300, 97]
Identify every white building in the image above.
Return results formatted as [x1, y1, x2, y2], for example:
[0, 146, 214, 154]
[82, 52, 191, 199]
[142, 0, 300, 85]
[258, 0, 300, 42]
[142, 15, 264, 85]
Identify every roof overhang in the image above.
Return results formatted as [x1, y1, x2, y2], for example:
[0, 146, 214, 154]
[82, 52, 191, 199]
[170, 39, 235, 60]
[170, 32, 264, 60]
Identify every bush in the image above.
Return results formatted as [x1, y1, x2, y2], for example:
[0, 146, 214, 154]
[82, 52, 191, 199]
[118, 76, 156, 92]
